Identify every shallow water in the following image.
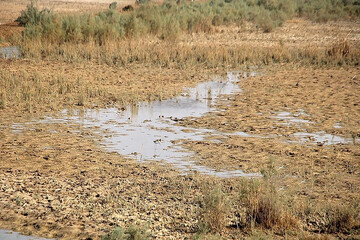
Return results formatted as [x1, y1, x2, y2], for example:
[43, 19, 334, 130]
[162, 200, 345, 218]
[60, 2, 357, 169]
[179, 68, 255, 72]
[0, 46, 20, 59]
[271, 111, 311, 125]
[292, 131, 359, 145]
[0, 229, 50, 240]
[11, 71, 357, 177]
[20, 72, 260, 178]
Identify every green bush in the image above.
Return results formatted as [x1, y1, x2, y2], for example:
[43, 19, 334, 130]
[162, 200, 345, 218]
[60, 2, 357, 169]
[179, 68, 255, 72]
[16, 0, 52, 26]
[102, 225, 150, 240]
[109, 2, 118, 10]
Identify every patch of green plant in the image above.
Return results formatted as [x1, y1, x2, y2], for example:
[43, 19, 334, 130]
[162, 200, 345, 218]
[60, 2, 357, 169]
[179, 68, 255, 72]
[260, 156, 278, 179]
[16, 0, 52, 26]
[102, 225, 151, 240]
[109, 2, 118, 10]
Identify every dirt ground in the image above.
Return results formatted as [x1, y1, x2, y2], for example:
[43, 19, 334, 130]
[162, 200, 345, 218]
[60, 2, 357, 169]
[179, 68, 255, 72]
[0, 2, 360, 239]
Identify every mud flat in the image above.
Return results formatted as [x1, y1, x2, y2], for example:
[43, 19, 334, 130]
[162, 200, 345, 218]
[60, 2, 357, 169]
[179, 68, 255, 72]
[0, 3, 359, 238]
[1, 64, 359, 239]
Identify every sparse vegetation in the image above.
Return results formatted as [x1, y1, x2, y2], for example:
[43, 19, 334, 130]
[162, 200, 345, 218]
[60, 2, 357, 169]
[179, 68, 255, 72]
[102, 225, 151, 240]
[13, 0, 359, 67]
[17, 0, 360, 43]
[197, 185, 230, 233]
[0, 0, 359, 239]
[324, 204, 360, 234]
[236, 179, 298, 231]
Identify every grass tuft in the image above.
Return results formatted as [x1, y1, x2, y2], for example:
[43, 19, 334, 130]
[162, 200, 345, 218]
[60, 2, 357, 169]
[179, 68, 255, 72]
[237, 180, 298, 231]
[325, 204, 360, 234]
[102, 225, 151, 240]
[198, 185, 230, 234]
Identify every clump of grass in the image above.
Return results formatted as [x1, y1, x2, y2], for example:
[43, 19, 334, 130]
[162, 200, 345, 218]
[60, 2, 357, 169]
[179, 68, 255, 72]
[109, 2, 118, 10]
[237, 180, 298, 232]
[102, 225, 150, 240]
[197, 185, 230, 234]
[324, 204, 359, 234]
[327, 39, 350, 59]
[0, 91, 6, 109]
[260, 156, 278, 179]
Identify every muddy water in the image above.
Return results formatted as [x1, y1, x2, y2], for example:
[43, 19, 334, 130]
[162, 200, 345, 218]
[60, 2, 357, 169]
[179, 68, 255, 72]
[0, 229, 50, 240]
[0, 46, 20, 59]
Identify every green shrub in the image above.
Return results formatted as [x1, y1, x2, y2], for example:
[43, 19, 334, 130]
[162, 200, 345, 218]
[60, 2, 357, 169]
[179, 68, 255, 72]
[16, 0, 52, 26]
[136, 0, 150, 5]
[102, 225, 150, 240]
[109, 2, 118, 10]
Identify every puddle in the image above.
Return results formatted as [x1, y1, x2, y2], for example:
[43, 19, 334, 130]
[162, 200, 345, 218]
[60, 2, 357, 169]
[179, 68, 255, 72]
[0, 46, 20, 59]
[291, 131, 359, 145]
[0, 229, 50, 240]
[333, 123, 343, 129]
[14, 72, 260, 178]
[271, 111, 311, 125]
[10, 70, 356, 177]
